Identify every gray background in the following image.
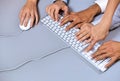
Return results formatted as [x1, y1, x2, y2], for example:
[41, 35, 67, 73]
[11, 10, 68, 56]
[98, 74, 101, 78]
[0, 0, 120, 81]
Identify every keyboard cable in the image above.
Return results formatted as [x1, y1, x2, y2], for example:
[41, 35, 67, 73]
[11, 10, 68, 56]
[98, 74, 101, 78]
[0, 46, 70, 73]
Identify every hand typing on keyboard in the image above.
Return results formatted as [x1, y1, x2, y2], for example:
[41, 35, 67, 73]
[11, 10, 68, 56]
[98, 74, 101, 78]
[76, 23, 94, 51]
[41, 15, 111, 72]
[76, 23, 92, 43]
[76, 23, 109, 52]
[46, 0, 69, 21]
[92, 40, 120, 69]
[60, 4, 101, 31]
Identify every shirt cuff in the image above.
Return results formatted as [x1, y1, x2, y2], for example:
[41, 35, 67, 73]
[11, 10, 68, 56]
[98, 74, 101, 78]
[62, 0, 68, 4]
[53, 0, 69, 4]
[95, 0, 108, 13]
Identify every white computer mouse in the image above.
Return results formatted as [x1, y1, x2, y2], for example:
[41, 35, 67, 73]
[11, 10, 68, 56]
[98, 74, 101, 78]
[19, 19, 31, 31]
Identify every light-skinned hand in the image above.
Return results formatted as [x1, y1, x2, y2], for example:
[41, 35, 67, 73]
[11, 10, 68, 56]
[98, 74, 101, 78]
[46, 0, 69, 21]
[19, 0, 39, 27]
[92, 40, 120, 68]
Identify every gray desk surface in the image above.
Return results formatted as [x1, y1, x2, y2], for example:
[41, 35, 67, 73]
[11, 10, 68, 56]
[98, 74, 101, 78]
[0, 0, 120, 81]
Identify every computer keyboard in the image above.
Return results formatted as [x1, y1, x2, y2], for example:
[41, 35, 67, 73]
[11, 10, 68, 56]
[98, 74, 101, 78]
[41, 15, 110, 72]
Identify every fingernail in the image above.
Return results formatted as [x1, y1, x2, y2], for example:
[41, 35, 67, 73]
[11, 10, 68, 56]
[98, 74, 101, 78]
[75, 26, 78, 29]
[76, 37, 79, 40]
[56, 18, 58, 22]
[85, 49, 88, 52]
[65, 28, 69, 31]
[79, 39, 82, 42]
[75, 32, 78, 34]
[60, 23, 63, 26]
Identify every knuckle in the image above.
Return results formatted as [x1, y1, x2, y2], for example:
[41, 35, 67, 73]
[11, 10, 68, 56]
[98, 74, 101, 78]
[93, 39, 97, 42]
[24, 21, 27, 24]
[84, 23, 89, 27]
[64, 6, 68, 10]
[76, 18, 80, 22]
[109, 40, 113, 42]
[54, 5, 59, 9]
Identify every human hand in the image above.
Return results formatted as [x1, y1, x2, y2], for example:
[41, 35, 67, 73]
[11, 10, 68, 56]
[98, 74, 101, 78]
[92, 41, 120, 68]
[76, 23, 92, 42]
[84, 23, 109, 52]
[19, 0, 39, 27]
[60, 4, 101, 31]
[46, 0, 69, 21]
[60, 11, 94, 31]
[76, 23, 109, 52]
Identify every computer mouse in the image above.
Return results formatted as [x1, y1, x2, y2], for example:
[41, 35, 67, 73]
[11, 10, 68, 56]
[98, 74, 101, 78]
[19, 19, 31, 31]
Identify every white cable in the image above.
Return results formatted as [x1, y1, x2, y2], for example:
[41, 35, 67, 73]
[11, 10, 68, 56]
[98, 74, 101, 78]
[0, 46, 70, 72]
[0, 31, 23, 38]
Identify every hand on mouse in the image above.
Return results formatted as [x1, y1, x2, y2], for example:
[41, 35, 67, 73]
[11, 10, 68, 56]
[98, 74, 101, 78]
[19, 0, 39, 27]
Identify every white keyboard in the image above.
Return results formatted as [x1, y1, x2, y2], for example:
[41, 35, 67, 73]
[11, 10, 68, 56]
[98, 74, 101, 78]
[41, 15, 110, 72]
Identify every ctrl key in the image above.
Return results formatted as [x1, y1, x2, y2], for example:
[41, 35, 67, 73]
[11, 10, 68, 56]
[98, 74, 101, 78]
[98, 58, 111, 72]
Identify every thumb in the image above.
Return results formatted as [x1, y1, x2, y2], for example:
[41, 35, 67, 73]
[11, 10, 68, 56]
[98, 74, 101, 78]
[75, 23, 84, 29]
[63, 7, 69, 16]
[85, 39, 97, 52]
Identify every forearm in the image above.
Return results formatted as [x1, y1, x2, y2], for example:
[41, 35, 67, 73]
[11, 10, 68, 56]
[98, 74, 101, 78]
[101, 0, 120, 29]
[77, 3, 101, 22]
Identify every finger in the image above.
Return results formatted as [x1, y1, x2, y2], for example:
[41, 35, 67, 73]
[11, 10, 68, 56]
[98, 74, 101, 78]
[85, 40, 96, 52]
[94, 53, 110, 61]
[30, 14, 35, 27]
[54, 8, 59, 21]
[60, 15, 70, 25]
[63, 7, 69, 16]
[76, 25, 88, 34]
[20, 12, 26, 25]
[79, 33, 90, 42]
[104, 41, 113, 45]
[50, 8, 55, 20]
[77, 31, 88, 41]
[46, 6, 51, 14]
[98, 44, 107, 50]
[70, 12, 75, 14]
[76, 28, 86, 36]
[35, 11, 39, 25]
[65, 22, 77, 31]
[23, 13, 30, 27]
[19, 9, 23, 19]
[46, 6, 49, 13]
[76, 23, 84, 29]
[85, 37, 93, 44]
[47, 6, 51, 16]
[105, 57, 117, 68]
[92, 49, 107, 58]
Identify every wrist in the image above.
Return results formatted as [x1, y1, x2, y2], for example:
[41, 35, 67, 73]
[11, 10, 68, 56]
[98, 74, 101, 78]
[87, 4, 101, 17]
[98, 21, 111, 31]
[27, 0, 38, 5]
[101, 16, 112, 29]
[54, 0, 67, 5]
